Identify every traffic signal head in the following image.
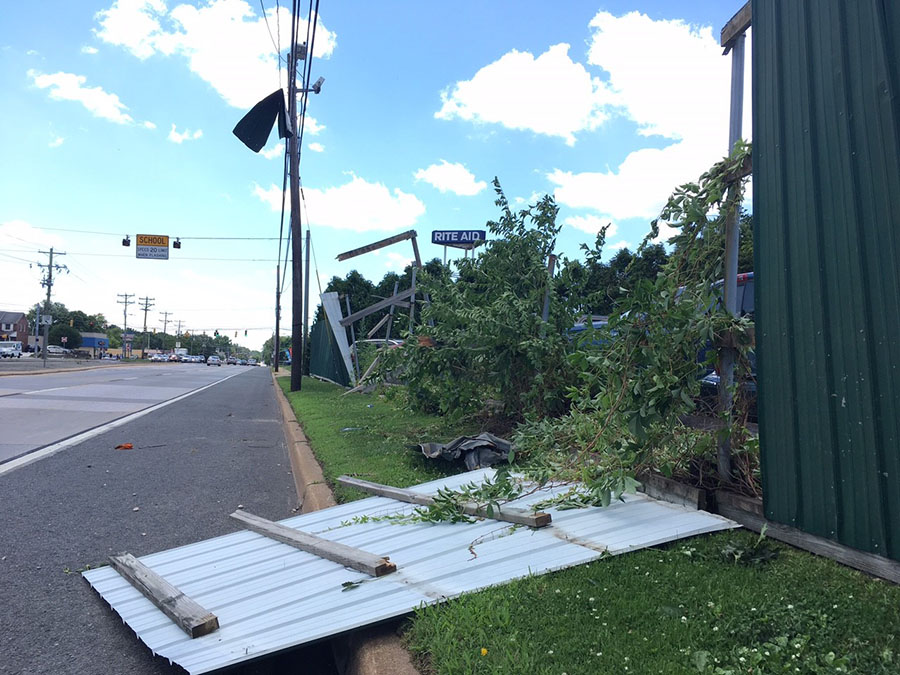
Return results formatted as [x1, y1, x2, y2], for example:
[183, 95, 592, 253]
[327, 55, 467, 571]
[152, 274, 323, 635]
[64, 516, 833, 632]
[214, 330, 219, 336]
[244, 330, 248, 337]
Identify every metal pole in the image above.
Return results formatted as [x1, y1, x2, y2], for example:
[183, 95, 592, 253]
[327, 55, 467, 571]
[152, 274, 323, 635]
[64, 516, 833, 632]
[717, 32, 746, 482]
[274, 263, 281, 372]
[345, 295, 360, 383]
[303, 228, 311, 375]
[288, 47, 304, 392]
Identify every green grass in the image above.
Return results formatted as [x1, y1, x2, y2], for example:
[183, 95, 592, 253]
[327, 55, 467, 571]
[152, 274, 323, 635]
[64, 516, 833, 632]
[278, 375, 900, 674]
[405, 531, 900, 675]
[277, 376, 478, 502]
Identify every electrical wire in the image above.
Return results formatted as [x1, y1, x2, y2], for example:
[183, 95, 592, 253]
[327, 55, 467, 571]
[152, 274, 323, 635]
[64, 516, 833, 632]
[15, 225, 280, 240]
[259, 0, 288, 66]
[0, 248, 285, 262]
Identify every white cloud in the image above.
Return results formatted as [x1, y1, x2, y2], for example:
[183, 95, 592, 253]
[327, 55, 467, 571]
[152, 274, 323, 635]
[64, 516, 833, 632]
[384, 251, 412, 272]
[29, 70, 134, 124]
[254, 175, 425, 233]
[609, 240, 632, 251]
[95, 0, 336, 109]
[302, 115, 324, 136]
[414, 160, 486, 196]
[548, 12, 751, 222]
[307, 142, 324, 153]
[143, 120, 156, 129]
[49, 136, 65, 148]
[436, 43, 613, 146]
[167, 124, 202, 143]
[563, 214, 618, 237]
[260, 142, 284, 159]
[81, 46, 99, 55]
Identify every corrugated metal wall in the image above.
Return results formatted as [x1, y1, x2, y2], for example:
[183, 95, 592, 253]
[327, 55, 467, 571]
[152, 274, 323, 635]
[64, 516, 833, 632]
[308, 318, 351, 386]
[754, 0, 900, 560]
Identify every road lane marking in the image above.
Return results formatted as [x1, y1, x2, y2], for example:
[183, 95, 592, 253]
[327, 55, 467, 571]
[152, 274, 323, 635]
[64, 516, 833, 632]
[0, 369, 249, 476]
[23, 387, 69, 395]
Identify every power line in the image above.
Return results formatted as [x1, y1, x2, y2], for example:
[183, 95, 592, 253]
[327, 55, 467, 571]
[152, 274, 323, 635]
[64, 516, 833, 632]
[14, 225, 279, 241]
[0, 248, 286, 262]
[160, 311, 173, 336]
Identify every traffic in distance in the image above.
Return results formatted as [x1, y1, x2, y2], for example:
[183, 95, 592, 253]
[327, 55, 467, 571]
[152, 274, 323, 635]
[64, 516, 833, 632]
[147, 353, 260, 366]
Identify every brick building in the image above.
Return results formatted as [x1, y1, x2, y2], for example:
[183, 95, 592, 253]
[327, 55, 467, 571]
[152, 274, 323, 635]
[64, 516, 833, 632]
[0, 311, 29, 342]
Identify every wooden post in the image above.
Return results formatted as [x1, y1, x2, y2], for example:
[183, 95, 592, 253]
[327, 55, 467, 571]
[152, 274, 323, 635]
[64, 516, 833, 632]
[231, 510, 397, 576]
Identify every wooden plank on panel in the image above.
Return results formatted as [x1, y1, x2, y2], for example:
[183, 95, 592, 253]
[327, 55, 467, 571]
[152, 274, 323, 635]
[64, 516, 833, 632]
[230, 509, 396, 577]
[336, 231, 417, 262]
[338, 475, 551, 528]
[339, 288, 416, 327]
[721, 1, 751, 49]
[365, 313, 391, 338]
[108, 553, 219, 639]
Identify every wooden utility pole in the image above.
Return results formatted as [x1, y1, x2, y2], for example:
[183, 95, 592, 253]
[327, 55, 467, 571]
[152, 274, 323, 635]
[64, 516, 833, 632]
[140, 296, 155, 354]
[160, 311, 172, 336]
[288, 45, 304, 392]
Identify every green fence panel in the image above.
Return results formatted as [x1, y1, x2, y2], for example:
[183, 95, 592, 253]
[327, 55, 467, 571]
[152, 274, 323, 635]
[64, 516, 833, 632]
[754, 0, 900, 560]
[308, 318, 351, 387]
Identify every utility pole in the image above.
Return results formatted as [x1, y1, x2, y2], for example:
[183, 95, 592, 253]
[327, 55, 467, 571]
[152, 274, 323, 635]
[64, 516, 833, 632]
[36, 248, 67, 367]
[37, 248, 68, 310]
[175, 319, 183, 337]
[160, 311, 173, 336]
[287, 43, 304, 392]
[139, 296, 155, 355]
[303, 228, 311, 376]
[274, 262, 281, 372]
[117, 293, 134, 357]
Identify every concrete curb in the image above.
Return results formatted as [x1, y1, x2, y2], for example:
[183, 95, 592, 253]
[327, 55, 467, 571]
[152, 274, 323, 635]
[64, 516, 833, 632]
[271, 372, 418, 675]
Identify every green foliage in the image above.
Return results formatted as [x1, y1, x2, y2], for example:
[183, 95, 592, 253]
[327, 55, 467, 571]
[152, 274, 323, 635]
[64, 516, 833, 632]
[378, 181, 582, 420]
[507, 142, 756, 503]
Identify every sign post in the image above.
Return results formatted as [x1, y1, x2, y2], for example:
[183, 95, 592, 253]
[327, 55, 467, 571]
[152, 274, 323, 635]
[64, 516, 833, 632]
[135, 234, 170, 260]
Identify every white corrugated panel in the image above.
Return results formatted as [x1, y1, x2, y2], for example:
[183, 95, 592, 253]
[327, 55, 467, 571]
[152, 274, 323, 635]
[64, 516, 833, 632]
[83, 469, 736, 673]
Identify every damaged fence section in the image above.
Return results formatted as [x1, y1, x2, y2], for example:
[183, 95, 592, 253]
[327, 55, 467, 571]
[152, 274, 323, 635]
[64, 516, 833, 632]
[83, 469, 736, 674]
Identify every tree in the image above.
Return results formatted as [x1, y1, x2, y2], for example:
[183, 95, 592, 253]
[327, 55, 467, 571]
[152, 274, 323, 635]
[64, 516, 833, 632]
[49, 324, 82, 349]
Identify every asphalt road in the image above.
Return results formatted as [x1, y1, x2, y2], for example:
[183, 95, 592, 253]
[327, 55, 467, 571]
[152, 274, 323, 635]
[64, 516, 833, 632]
[0, 363, 242, 464]
[0, 367, 335, 674]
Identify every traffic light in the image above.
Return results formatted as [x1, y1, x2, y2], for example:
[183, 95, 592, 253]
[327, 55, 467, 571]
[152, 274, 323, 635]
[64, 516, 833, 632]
[244, 330, 248, 337]
[234, 331, 238, 338]
[214, 330, 219, 336]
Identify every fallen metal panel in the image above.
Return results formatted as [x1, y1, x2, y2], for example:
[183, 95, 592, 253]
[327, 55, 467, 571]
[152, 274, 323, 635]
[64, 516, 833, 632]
[320, 291, 355, 385]
[84, 470, 736, 674]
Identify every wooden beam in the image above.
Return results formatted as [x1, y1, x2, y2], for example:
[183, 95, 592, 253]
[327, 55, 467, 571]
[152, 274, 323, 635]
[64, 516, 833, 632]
[365, 313, 391, 338]
[339, 288, 416, 327]
[410, 235, 422, 268]
[638, 472, 707, 511]
[108, 553, 219, 639]
[336, 230, 417, 262]
[716, 501, 900, 585]
[721, 1, 751, 50]
[230, 509, 396, 577]
[338, 475, 552, 528]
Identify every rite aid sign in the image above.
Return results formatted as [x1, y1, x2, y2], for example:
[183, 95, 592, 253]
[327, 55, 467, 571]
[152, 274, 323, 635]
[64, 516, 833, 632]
[136, 234, 169, 260]
[431, 230, 487, 249]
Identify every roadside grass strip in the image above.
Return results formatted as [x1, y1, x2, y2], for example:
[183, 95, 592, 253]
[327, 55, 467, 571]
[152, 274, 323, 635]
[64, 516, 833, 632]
[277, 377, 479, 501]
[278, 376, 899, 675]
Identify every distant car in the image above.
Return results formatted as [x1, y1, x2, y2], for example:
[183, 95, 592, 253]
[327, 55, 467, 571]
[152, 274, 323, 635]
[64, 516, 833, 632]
[248, 358, 258, 366]
[167, 353, 180, 362]
[226, 356, 238, 365]
[206, 355, 222, 366]
[150, 354, 166, 362]
[46, 345, 70, 355]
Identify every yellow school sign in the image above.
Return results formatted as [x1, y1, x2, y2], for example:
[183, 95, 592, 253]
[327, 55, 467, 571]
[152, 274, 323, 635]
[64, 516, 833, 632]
[136, 234, 169, 260]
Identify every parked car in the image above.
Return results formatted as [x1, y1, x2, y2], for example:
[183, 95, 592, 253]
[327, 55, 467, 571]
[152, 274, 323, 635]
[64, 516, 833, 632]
[226, 356, 238, 365]
[206, 355, 222, 366]
[0, 341, 23, 358]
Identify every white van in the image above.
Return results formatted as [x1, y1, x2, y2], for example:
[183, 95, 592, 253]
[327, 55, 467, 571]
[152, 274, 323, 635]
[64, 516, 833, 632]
[0, 341, 23, 358]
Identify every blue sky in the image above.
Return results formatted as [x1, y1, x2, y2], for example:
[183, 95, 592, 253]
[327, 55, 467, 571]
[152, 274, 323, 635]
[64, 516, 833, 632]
[0, 0, 750, 350]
